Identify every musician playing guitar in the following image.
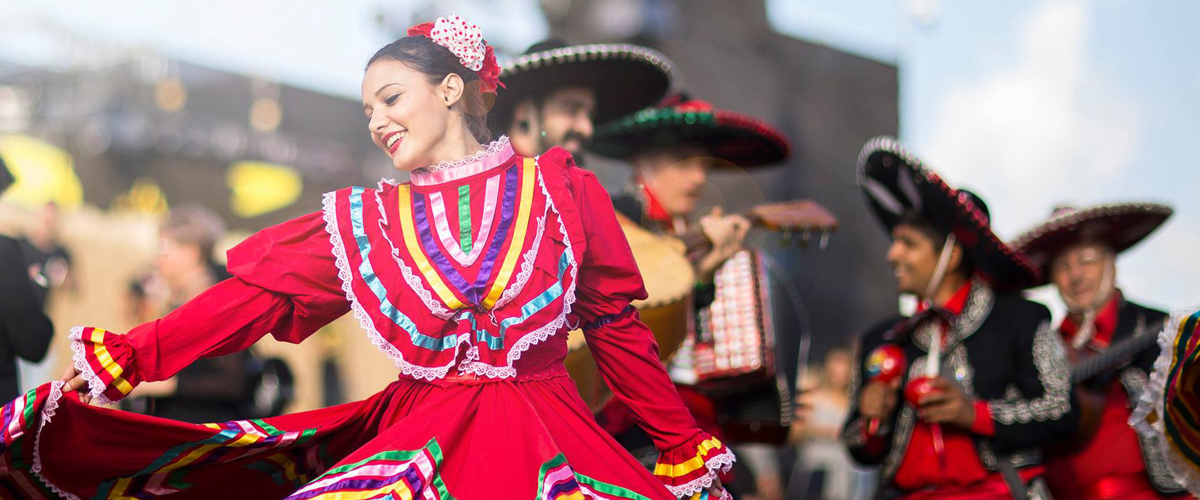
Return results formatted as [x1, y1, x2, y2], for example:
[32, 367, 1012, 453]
[1011, 203, 1185, 500]
[589, 93, 804, 500]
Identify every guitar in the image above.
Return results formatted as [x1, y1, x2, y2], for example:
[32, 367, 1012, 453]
[1069, 318, 1165, 383]
[1067, 317, 1165, 442]
[565, 199, 839, 410]
[679, 200, 839, 259]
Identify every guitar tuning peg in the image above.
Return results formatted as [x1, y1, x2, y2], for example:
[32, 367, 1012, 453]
[820, 231, 830, 249]
[801, 229, 812, 248]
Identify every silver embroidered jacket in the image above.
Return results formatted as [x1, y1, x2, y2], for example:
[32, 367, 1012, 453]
[840, 281, 1078, 494]
[1051, 300, 1183, 494]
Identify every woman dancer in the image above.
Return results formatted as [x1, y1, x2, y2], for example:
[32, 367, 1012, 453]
[0, 15, 732, 500]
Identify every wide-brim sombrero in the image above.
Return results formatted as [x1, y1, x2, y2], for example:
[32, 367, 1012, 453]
[488, 40, 674, 135]
[1010, 202, 1172, 288]
[588, 95, 791, 168]
[857, 136, 1040, 292]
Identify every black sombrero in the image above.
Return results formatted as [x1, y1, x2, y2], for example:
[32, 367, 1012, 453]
[588, 94, 792, 167]
[857, 136, 1040, 292]
[488, 40, 674, 135]
[1010, 203, 1172, 287]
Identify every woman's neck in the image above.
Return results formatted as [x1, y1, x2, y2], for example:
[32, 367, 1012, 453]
[426, 122, 483, 166]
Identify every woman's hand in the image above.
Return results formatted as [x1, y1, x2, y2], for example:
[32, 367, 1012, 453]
[704, 477, 728, 499]
[58, 365, 93, 404]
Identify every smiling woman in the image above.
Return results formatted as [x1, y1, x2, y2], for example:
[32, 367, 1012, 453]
[361, 25, 499, 172]
[0, 13, 733, 500]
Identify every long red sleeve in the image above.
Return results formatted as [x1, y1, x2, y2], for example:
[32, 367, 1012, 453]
[71, 211, 350, 404]
[562, 160, 733, 497]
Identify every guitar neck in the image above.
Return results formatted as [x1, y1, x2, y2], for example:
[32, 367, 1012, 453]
[1070, 322, 1164, 383]
[679, 211, 762, 256]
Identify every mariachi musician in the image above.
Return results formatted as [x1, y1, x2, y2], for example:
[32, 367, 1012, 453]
[489, 38, 674, 159]
[845, 137, 1078, 500]
[1011, 203, 1185, 500]
[587, 93, 826, 497]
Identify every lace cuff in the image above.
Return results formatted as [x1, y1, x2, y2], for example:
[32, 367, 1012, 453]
[68, 327, 140, 405]
[653, 433, 735, 499]
[1130, 311, 1200, 497]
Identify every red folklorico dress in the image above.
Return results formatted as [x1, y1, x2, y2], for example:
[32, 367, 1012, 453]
[0, 138, 734, 500]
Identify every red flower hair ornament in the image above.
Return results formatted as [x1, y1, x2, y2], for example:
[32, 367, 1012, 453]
[407, 15, 504, 93]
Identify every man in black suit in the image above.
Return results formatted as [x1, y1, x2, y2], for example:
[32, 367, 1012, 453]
[843, 137, 1078, 500]
[1011, 203, 1185, 498]
[0, 158, 54, 401]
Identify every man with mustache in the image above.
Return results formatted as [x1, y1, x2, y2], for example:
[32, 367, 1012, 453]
[490, 39, 675, 158]
[844, 137, 1078, 500]
[588, 93, 795, 500]
[1011, 203, 1185, 500]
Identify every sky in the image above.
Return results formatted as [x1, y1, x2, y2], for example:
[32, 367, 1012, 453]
[2, 0, 1198, 317]
[771, 0, 1200, 316]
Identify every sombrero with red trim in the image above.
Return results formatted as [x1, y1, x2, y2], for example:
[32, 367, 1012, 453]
[857, 136, 1040, 292]
[1010, 202, 1172, 288]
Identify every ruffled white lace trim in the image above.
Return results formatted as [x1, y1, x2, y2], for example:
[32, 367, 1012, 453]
[662, 447, 737, 499]
[457, 158, 578, 379]
[416, 136, 510, 173]
[1130, 311, 1200, 497]
[322, 191, 456, 381]
[67, 326, 121, 407]
[31, 381, 83, 500]
[326, 157, 577, 380]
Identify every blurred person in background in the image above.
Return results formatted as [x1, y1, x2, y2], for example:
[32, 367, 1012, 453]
[10, 15, 731, 499]
[844, 138, 1077, 500]
[589, 92, 801, 500]
[791, 346, 876, 500]
[490, 39, 673, 158]
[1011, 203, 1185, 499]
[121, 206, 255, 424]
[17, 201, 75, 305]
[0, 158, 54, 401]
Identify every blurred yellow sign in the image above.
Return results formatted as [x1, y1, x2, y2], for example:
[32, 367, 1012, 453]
[111, 178, 170, 216]
[0, 134, 84, 208]
[227, 161, 303, 218]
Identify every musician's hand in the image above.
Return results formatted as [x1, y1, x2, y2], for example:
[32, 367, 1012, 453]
[859, 378, 901, 421]
[917, 377, 976, 430]
[58, 365, 93, 405]
[697, 207, 751, 283]
[792, 386, 815, 425]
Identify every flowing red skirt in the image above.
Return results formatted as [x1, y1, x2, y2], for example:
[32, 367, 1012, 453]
[0, 370, 676, 500]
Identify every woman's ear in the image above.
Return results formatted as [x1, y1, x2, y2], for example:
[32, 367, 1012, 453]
[440, 73, 466, 108]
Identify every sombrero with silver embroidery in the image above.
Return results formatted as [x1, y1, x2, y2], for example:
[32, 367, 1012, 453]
[857, 136, 1040, 292]
[488, 39, 674, 135]
[588, 93, 792, 167]
[1010, 202, 1172, 288]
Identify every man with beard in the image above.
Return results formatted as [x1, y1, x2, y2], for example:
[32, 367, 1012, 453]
[844, 137, 1078, 500]
[1011, 203, 1185, 499]
[489, 39, 674, 158]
